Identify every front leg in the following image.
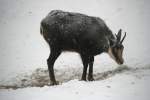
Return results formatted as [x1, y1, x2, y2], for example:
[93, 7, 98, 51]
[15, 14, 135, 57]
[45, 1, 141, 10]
[88, 56, 95, 81]
[80, 54, 89, 81]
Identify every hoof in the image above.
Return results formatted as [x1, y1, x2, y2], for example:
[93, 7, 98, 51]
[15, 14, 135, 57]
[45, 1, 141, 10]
[50, 81, 59, 86]
[80, 78, 87, 81]
[88, 77, 95, 81]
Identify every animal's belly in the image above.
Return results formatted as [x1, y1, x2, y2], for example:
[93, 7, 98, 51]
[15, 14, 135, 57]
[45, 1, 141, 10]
[60, 38, 80, 51]
[61, 44, 103, 55]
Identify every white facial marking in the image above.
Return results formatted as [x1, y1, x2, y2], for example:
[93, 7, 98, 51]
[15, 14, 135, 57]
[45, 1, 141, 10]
[108, 47, 116, 61]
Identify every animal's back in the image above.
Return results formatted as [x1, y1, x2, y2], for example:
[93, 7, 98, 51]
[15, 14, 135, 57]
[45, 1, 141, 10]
[41, 10, 107, 36]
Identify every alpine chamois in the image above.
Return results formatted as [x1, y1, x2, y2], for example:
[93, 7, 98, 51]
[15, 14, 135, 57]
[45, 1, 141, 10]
[40, 10, 126, 85]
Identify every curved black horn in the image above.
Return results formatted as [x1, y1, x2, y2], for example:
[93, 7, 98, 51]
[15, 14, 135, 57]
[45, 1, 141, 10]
[117, 29, 122, 41]
[120, 32, 126, 44]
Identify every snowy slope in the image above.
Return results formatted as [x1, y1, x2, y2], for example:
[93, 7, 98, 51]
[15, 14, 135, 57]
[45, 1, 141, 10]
[0, 0, 150, 100]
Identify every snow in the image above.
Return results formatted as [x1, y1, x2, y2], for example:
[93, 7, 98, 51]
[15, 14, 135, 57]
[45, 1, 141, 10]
[0, 0, 150, 100]
[0, 67, 150, 100]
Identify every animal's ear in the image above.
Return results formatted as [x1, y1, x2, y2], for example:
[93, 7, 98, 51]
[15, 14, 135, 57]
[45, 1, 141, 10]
[117, 29, 122, 42]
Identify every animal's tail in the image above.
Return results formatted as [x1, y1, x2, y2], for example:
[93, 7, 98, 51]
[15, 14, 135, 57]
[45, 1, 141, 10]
[40, 22, 50, 44]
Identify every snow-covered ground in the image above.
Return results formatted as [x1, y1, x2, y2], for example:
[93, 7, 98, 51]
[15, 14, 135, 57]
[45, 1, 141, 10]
[0, 0, 150, 100]
[0, 66, 150, 100]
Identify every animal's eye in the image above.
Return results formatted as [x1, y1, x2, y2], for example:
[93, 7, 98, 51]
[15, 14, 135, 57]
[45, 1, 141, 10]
[114, 48, 118, 52]
[116, 44, 120, 48]
[120, 45, 124, 49]
[117, 45, 123, 49]
[117, 46, 120, 49]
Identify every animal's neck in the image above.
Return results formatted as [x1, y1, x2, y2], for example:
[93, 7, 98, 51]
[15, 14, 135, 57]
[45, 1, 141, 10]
[104, 34, 116, 53]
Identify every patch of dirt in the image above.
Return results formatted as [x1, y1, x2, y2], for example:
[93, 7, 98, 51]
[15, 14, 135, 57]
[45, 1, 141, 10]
[0, 65, 150, 89]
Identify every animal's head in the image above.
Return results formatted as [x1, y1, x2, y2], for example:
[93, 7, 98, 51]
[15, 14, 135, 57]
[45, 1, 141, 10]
[108, 29, 126, 65]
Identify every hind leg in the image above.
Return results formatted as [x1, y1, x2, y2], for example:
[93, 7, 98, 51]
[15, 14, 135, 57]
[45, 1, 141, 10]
[47, 47, 61, 85]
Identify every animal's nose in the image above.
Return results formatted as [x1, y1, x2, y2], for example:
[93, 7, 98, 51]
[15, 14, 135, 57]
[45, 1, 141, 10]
[120, 61, 123, 64]
[119, 59, 124, 65]
[116, 59, 124, 65]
